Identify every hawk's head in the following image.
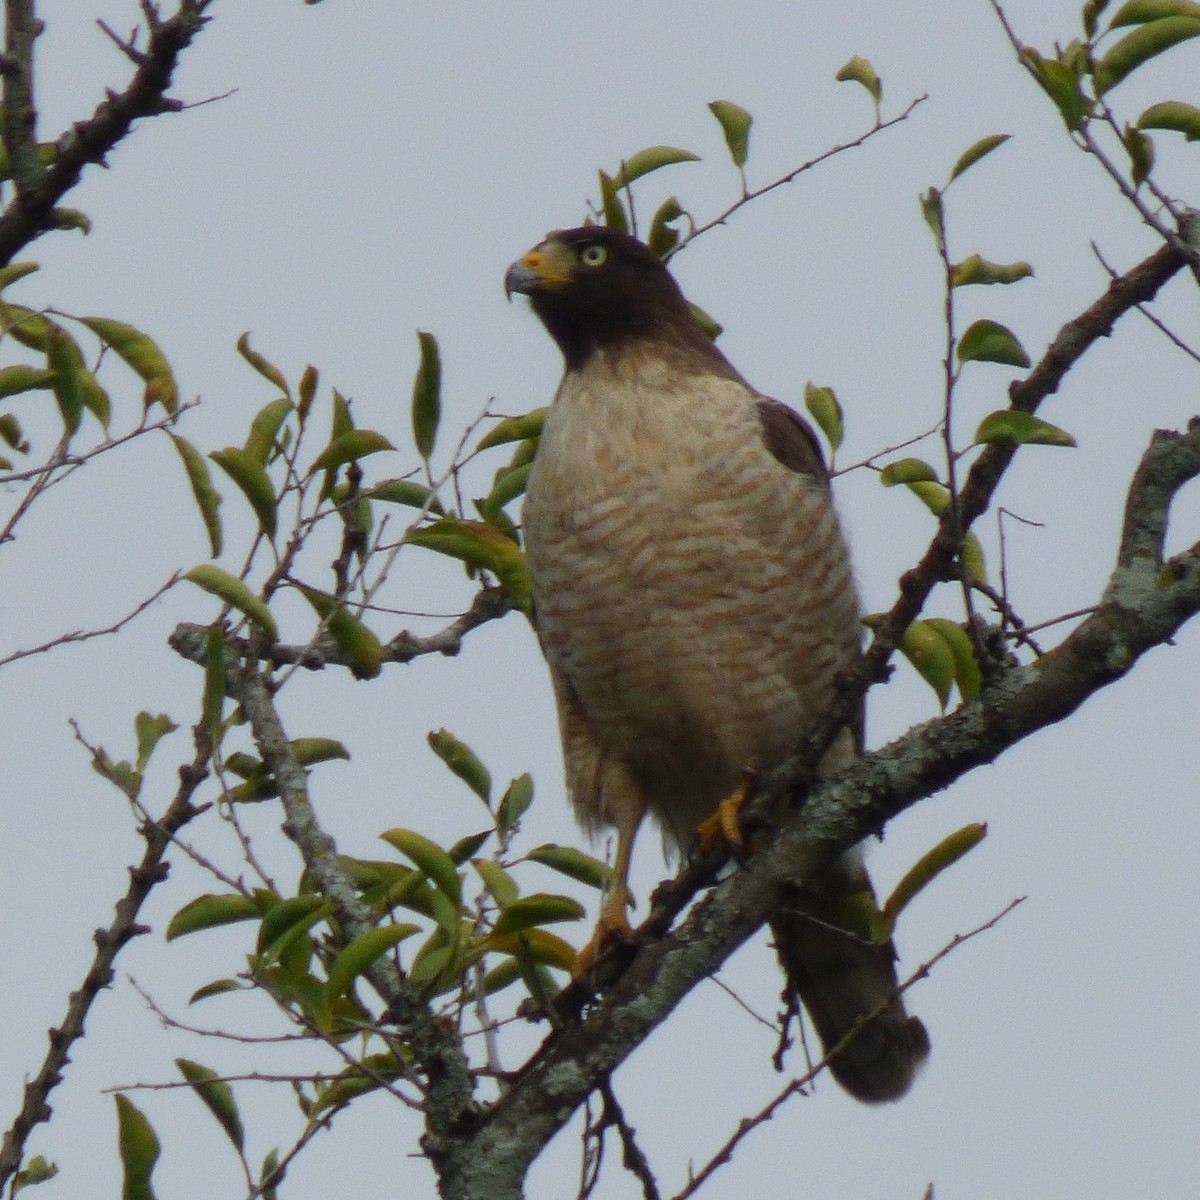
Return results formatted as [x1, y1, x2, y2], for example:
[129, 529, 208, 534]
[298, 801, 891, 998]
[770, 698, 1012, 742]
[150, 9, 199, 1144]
[505, 226, 720, 371]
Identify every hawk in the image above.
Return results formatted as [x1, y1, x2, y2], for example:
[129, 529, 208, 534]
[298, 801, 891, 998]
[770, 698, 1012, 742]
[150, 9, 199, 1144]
[505, 226, 928, 1103]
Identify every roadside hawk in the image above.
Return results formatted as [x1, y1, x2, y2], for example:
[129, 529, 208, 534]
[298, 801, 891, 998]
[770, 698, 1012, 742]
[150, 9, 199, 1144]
[505, 226, 929, 1103]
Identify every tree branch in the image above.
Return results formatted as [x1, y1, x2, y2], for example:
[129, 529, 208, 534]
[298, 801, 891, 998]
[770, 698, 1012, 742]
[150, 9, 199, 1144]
[0, 1, 214, 265]
[0, 728, 209, 1191]
[436, 418, 1200, 1199]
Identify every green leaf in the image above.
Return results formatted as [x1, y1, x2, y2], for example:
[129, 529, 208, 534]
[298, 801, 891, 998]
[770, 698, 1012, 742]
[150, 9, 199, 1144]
[201, 626, 226, 748]
[175, 1059, 245, 1152]
[406, 517, 531, 615]
[1123, 122, 1155, 185]
[210, 446, 278, 538]
[1021, 49, 1089, 130]
[962, 531, 988, 585]
[380, 827, 463, 905]
[497, 772, 534, 835]
[899, 620, 958, 709]
[923, 618, 985, 701]
[324, 922, 422, 1001]
[236, 332, 290, 397]
[134, 712, 177, 774]
[708, 99, 753, 168]
[0, 412, 26, 453]
[260, 1149, 282, 1200]
[244, 397, 294, 464]
[0, 261, 38, 293]
[482, 926, 578, 971]
[474, 858, 521, 908]
[526, 843, 612, 890]
[427, 728, 492, 805]
[491, 893, 585, 936]
[835, 56, 883, 108]
[365, 478, 444, 513]
[950, 255, 1035, 287]
[170, 435, 223, 558]
[79, 370, 111, 427]
[297, 587, 383, 678]
[803, 382, 843, 452]
[448, 830, 493, 864]
[11, 1154, 57, 1195]
[612, 146, 700, 187]
[114, 1095, 160, 1200]
[411, 330, 441, 460]
[80, 317, 178, 414]
[297, 364, 319, 425]
[47, 326, 84, 436]
[309, 428, 395, 474]
[184, 564, 278, 640]
[919, 187, 945, 244]
[480, 462, 534, 520]
[1109, 0, 1200, 26]
[956, 319, 1031, 368]
[475, 408, 547, 452]
[880, 457, 940, 487]
[189, 979, 244, 1004]
[289, 737, 351, 766]
[0, 363, 56, 399]
[1137, 98, 1200, 138]
[903, 479, 952, 514]
[883, 822, 988, 924]
[1094, 16, 1200, 92]
[647, 196, 686, 258]
[166, 892, 265, 941]
[1085, 0, 1113, 36]
[0, 302, 54, 351]
[597, 169, 629, 232]
[947, 134, 1011, 185]
[973, 410, 1076, 447]
[256, 894, 330, 962]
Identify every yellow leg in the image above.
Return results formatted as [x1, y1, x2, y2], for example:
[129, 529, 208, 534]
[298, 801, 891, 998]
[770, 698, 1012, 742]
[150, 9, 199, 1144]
[695, 770, 756, 853]
[575, 791, 644, 978]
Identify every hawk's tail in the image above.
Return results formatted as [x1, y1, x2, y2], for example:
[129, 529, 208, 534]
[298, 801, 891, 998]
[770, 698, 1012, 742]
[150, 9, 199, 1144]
[770, 854, 930, 1104]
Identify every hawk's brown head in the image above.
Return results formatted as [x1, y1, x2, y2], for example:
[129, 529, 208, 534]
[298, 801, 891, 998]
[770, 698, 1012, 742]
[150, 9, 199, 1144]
[505, 226, 726, 372]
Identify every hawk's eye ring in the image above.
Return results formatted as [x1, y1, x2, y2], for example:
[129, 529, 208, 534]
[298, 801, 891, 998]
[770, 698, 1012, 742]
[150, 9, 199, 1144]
[579, 244, 608, 268]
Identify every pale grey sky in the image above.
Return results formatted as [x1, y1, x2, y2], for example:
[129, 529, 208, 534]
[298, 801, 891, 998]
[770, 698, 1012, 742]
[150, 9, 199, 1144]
[4, 2, 1199, 1198]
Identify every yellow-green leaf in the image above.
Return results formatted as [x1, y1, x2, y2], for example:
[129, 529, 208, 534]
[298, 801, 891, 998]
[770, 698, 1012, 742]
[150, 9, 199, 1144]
[380, 827, 463, 906]
[491, 893, 585, 936]
[973, 410, 1076, 447]
[298, 587, 383, 678]
[1123, 122, 1155, 185]
[497, 772, 534, 834]
[1021, 48, 1090, 130]
[11, 1153, 56, 1194]
[883, 822, 988, 923]
[708, 99, 753, 168]
[365, 477, 444, 513]
[474, 858, 521, 908]
[526, 843, 612, 890]
[297, 363, 318, 425]
[0, 302, 54, 351]
[648, 196, 686, 258]
[803, 382, 843, 453]
[947, 133, 1011, 184]
[962, 531, 988, 585]
[919, 187, 945, 244]
[899, 619, 957, 708]
[597, 169, 629, 232]
[236, 332, 290, 397]
[114, 1094, 160, 1200]
[475, 408, 547, 452]
[80, 317, 178, 414]
[289, 737, 350, 766]
[170, 435, 223, 558]
[210, 446, 277, 538]
[166, 892, 266, 941]
[134, 712, 177, 774]
[202, 626, 225, 748]
[309, 429, 395, 474]
[923, 617, 985, 701]
[324, 922, 422, 1001]
[0, 261, 38, 293]
[175, 1059, 244, 1152]
[0, 363, 55, 399]
[1109, 0, 1200, 26]
[1137, 98, 1200, 138]
[957, 319, 1031, 368]
[47, 326, 84, 435]
[411, 330, 441, 460]
[79, 370, 111, 428]
[427, 728, 492, 805]
[256, 894, 330, 962]
[880, 457, 940, 487]
[612, 145, 700, 187]
[406, 517, 531, 615]
[1094, 16, 1200, 92]
[244, 397, 294, 464]
[835, 56, 882, 107]
[480, 462, 533, 519]
[951, 255, 1034, 287]
[184, 564, 278, 640]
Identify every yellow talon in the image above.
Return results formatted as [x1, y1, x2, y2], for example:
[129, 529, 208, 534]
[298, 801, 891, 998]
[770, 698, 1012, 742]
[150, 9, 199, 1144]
[696, 773, 755, 852]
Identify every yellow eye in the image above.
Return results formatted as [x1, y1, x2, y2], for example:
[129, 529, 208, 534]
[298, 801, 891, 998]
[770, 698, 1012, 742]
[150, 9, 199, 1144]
[580, 243, 608, 268]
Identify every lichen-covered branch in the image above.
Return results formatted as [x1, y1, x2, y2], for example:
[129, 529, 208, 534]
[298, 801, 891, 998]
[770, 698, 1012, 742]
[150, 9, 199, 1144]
[434, 419, 1200, 1200]
[0, 731, 209, 1192]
